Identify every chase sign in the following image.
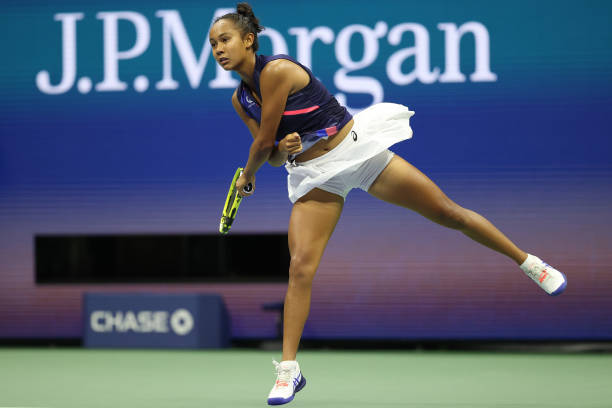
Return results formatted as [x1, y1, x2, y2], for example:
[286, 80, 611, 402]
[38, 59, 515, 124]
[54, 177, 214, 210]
[83, 293, 230, 348]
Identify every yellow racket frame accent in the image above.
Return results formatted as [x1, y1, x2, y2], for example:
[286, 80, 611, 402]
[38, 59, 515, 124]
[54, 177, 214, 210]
[219, 167, 245, 234]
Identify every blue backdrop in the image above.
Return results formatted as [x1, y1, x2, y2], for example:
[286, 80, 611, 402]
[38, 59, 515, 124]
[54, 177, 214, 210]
[1, 0, 611, 340]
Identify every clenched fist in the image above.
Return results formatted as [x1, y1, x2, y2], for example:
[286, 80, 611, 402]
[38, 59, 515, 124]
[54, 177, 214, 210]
[278, 132, 302, 155]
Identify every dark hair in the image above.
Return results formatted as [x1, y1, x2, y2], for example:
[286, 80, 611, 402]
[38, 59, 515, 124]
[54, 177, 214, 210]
[215, 3, 264, 52]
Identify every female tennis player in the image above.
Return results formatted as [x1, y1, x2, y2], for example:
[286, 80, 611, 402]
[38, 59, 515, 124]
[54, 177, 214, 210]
[210, 4, 567, 405]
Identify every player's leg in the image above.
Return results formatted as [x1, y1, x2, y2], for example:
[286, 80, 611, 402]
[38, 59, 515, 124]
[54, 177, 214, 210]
[367, 154, 566, 294]
[268, 187, 344, 406]
[368, 155, 525, 263]
[283, 187, 343, 360]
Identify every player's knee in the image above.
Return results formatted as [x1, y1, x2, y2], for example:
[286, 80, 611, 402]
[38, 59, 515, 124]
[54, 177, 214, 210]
[431, 201, 468, 230]
[288, 255, 317, 287]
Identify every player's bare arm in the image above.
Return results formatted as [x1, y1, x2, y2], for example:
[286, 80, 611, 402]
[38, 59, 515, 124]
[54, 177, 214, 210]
[231, 90, 299, 167]
[236, 60, 301, 193]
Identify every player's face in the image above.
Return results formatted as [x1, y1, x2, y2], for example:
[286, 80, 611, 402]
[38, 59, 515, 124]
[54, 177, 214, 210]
[209, 20, 253, 70]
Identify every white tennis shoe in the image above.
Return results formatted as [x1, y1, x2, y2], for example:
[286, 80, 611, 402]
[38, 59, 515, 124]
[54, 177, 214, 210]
[520, 254, 567, 295]
[267, 360, 306, 405]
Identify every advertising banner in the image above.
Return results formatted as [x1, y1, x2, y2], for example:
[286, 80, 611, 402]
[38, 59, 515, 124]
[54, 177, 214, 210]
[83, 293, 230, 348]
[1, 1, 611, 340]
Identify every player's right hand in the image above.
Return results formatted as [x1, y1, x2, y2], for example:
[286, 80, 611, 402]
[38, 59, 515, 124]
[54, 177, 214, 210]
[279, 132, 302, 155]
[236, 172, 255, 197]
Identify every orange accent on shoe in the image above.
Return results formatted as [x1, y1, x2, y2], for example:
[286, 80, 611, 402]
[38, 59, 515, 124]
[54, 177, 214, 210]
[276, 380, 289, 387]
[539, 269, 548, 283]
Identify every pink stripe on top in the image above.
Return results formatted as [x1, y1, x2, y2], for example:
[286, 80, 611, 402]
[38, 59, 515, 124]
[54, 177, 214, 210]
[324, 126, 337, 136]
[283, 105, 320, 115]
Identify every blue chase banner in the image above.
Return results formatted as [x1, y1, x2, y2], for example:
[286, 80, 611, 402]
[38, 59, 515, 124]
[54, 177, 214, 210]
[83, 293, 230, 348]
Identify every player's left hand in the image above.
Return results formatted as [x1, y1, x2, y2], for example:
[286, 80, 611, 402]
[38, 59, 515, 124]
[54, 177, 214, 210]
[236, 172, 255, 197]
[279, 132, 302, 155]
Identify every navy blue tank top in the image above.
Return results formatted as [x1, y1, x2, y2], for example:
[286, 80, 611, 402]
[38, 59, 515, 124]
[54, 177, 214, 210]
[237, 54, 352, 157]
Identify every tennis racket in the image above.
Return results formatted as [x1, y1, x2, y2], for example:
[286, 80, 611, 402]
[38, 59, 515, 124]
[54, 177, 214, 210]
[219, 167, 253, 234]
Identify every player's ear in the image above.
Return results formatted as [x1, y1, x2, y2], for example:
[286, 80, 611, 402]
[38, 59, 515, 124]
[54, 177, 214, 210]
[243, 32, 255, 49]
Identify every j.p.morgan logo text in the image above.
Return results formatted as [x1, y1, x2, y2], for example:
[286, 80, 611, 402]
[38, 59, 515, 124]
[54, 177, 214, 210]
[36, 8, 497, 112]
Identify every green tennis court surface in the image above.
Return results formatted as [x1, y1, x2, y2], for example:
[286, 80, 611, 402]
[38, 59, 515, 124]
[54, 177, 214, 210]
[1, 348, 611, 407]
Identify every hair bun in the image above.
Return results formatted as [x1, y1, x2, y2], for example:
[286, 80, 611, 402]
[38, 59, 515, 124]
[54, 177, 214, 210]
[236, 3, 255, 19]
[236, 2, 263, 33]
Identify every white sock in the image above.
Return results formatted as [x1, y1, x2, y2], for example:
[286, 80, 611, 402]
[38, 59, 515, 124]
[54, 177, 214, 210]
[520, 253, 540, 272]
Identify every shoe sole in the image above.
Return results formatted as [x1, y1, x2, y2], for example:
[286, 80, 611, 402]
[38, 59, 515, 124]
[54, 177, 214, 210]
[267, 376, 307, 405]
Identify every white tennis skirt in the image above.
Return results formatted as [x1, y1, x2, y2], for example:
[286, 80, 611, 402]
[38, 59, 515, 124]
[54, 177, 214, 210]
[285, 103, 415, 203]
